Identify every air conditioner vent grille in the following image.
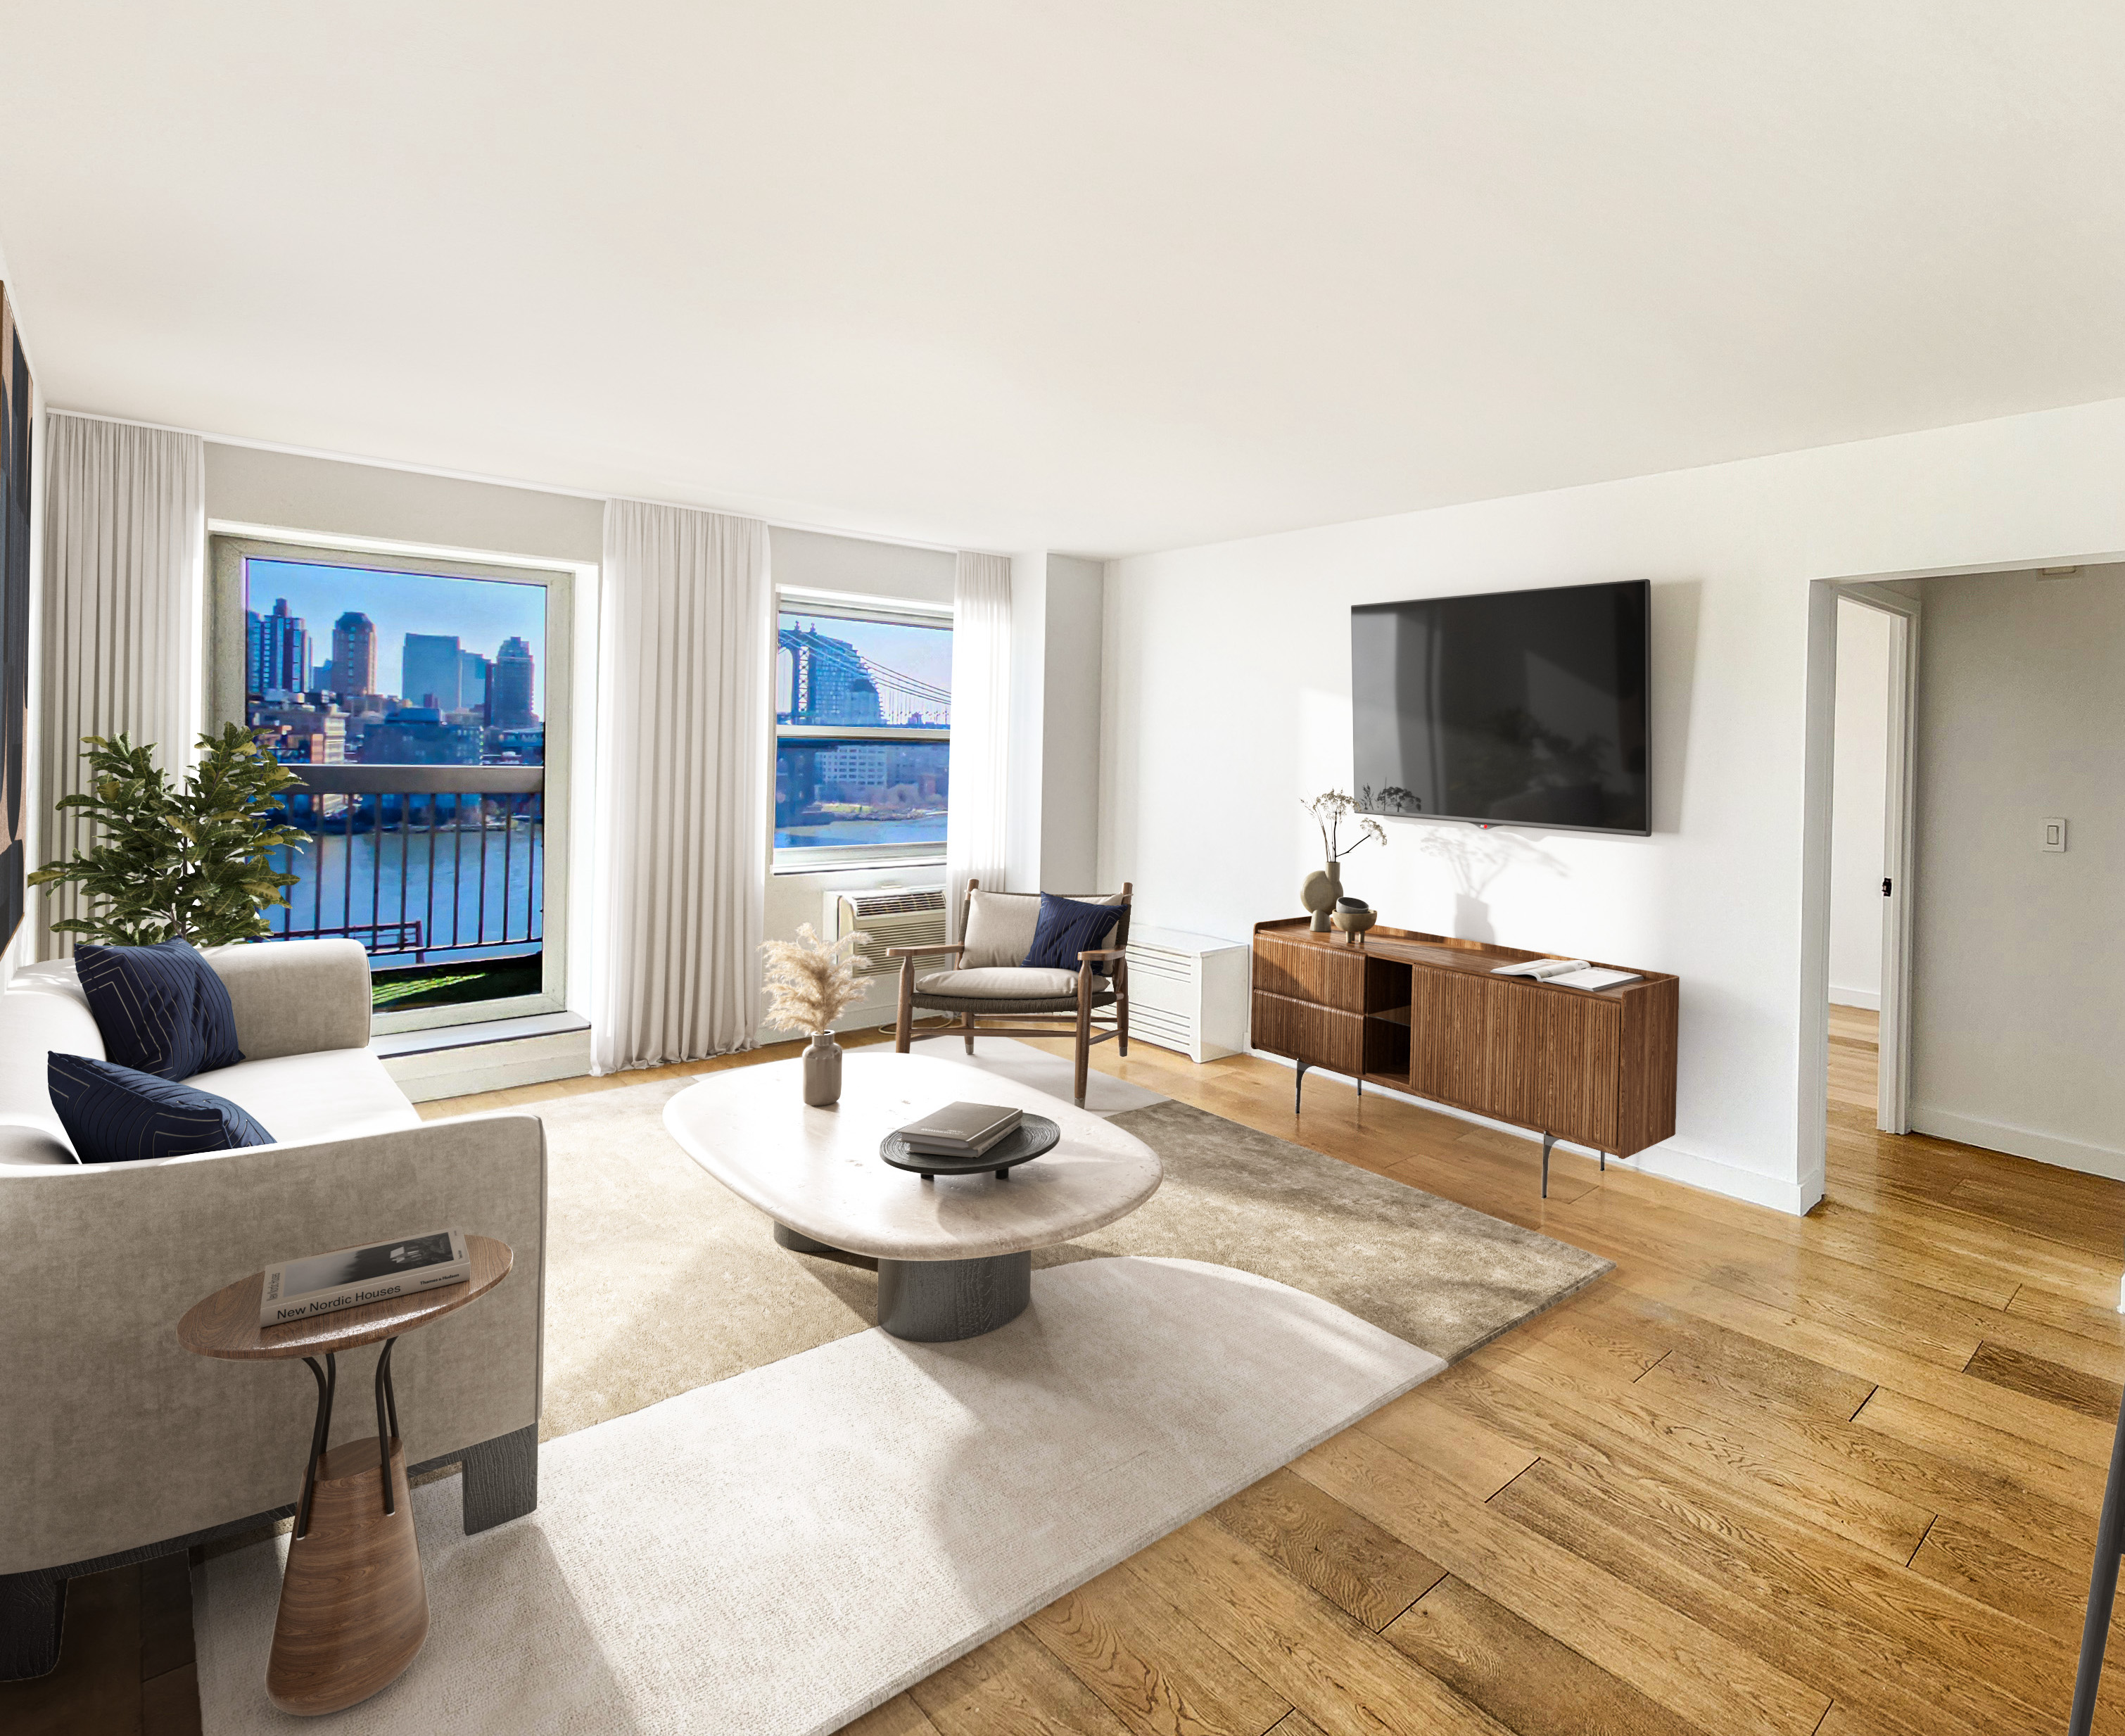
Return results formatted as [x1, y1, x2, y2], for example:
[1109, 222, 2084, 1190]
[827, 885, 947, 980]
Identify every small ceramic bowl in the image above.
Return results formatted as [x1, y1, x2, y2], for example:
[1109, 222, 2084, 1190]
[1331, 906, 1377, 944]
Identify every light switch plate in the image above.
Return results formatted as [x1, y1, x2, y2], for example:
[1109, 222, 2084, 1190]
[2042, 817, 2068, 853]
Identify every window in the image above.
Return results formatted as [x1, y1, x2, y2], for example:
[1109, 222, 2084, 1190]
[210, 536, 574, 1032]
[774, 593, 951, 870]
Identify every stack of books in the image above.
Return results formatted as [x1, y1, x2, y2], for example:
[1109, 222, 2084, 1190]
[895, 1102, 1023, 1162]
[259, 1229, 471, 1329]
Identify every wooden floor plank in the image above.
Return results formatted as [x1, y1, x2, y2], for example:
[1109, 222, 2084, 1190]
[1207, 1467, 1446, 1633]
[1021, 1564, 1293, 1736]
[1468, 1343, 1936, 1562]
[909, 1625, 1138, 1736]
[1348, 1383, 1539, 1504]
[1384, 1577, 1710, 1736]
[1965, 1339, 2125, 1422]
[1490, 1456, 2075, 1736]
[1292, 1428, 1829, 1736]
[843, 1694, 949, 1736]
[1122, 1519, 1510, 1736]
[1907, 1513, 2123, 1648]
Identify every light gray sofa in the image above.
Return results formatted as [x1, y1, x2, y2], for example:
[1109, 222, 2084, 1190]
[0, 939, 547, 1679]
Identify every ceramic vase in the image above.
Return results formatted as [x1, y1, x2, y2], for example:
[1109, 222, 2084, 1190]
[1301, 859, 1344, 932]
[803, 1030, 842, 1106]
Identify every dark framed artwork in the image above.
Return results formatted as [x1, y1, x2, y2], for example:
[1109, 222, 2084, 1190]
[0, 284, 30, 951]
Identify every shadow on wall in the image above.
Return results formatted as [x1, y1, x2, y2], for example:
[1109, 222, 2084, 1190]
[1650, 577, 1702, 835]
[1408, 823, 1568, 943]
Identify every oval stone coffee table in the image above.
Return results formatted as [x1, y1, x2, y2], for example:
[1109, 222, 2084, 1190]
[663, 1052, 1161, 1341]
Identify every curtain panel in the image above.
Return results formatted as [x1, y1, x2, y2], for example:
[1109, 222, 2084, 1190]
[590, 499, 770, 1072]
[945, 551, 1012, 933]
[36, 414, 205, 958]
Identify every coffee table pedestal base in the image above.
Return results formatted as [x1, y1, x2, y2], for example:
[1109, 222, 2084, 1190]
[267, 1435, 428, 1716]
[877, 1250, 1032, 1341]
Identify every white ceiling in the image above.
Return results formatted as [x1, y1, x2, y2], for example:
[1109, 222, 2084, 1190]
[4, 2, 2124, 556]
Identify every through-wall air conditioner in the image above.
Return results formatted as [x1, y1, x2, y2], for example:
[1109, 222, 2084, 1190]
[823, 885, 947, 984]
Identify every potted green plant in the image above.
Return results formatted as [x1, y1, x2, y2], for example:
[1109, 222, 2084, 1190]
[30, 725, 307, 946]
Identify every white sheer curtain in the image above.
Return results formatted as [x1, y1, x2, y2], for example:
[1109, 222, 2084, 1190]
[37, 414, 205, 957]
[590, 499, 771, 1072]
[945, 550, 1013, 932]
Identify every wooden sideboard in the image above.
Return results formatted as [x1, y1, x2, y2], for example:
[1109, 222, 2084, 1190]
[1251, 918, 1677, 1194]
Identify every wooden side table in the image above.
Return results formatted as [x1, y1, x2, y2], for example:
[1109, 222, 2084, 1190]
[178, 1235, 512, 1716]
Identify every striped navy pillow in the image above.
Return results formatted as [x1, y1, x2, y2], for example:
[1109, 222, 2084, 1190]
[47, 1053, 274, 1166]
[73, 939, 243, 1081]
[1022, 893, 1120, 976]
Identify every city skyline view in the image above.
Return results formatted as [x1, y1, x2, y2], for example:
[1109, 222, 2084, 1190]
[246, 557, 547, 716]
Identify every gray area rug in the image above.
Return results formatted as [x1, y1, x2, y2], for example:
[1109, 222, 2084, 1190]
[1079, 1099, 1611, 1359]
[534, 1076, 1606, 1440]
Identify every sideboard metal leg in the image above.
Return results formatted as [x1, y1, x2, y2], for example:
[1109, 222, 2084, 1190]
[2070, 1388, 2125, 1733]
[1295, 1063, 1308, 1114]
[1542, 1133, 1554, 1199]
[1600, 1151, 1607, 1173]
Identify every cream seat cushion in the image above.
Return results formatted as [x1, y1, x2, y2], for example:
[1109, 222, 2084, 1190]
[199, 1049, 424, 1147]
[915, 966, 1084, 1001]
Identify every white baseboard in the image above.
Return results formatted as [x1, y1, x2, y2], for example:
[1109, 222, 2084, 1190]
[1909, 1103, 2125, 1183]
[1828, 985, 1880, 1010]
[1244, 1048, 1820, 1215]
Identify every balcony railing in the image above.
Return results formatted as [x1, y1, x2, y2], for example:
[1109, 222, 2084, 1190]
[268, 765, 544, 963]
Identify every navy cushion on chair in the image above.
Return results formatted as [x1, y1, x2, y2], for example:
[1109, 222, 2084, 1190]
[1022, 894, 1120, 975]
[73, 939, 243, 1080]
[47, 1053, 274, 1166]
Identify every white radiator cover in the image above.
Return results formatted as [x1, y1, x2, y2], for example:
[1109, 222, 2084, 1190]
[1096, 925, 1250, 1064]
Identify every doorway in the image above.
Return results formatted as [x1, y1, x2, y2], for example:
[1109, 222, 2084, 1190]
[1827, 585, 1917, 1134]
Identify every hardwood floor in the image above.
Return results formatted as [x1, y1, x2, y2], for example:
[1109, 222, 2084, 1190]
[13, 1006, 2124, 1733]
[452, 1008, 2125, 1736]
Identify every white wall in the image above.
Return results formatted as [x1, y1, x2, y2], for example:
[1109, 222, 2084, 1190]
[1102, 393, 2125, 1214]
[1828, 600, 1891, 1009]
[205, 442, 604, 563]
[1908, 565, 2125, 1177]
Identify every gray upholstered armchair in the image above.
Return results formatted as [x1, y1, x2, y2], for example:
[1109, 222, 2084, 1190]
[890, 881, 1133, 1105]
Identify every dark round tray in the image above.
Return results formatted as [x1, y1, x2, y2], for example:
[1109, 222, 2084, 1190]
[880, 1114, 1061, 1179]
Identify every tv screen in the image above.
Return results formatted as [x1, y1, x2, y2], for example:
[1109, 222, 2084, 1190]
[1352, 580, 1650, 835]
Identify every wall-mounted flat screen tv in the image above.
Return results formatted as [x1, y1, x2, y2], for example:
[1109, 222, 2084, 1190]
[1352, 579, 1650, 835]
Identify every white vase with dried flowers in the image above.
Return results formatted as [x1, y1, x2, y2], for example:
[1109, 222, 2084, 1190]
[759, 923, 871, 1105]
[1300, 791, 1388, 932]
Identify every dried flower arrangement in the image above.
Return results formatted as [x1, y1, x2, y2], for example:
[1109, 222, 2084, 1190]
[1302, 790, 1387, 862]
[759, 923, 871, 1035]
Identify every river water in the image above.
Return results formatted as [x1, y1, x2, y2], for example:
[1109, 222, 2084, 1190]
[267, 824, 543, 962]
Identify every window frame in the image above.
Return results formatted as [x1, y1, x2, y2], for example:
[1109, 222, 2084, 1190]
[208, 531, 576, 1034]
[771, 586, 952, 876]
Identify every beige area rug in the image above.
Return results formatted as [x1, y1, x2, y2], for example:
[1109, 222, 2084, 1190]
[198, 1257, 1445, 1736]
[534, 1072, 1608, 1440]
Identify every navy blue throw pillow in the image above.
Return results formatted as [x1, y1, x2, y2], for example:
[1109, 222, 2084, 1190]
[1023, 894, 1121, 975]
[47, 1053, 274, 1166]
[74, 939, 242, 1080]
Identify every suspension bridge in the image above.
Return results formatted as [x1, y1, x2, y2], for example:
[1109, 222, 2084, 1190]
[778, 623, 950, 728]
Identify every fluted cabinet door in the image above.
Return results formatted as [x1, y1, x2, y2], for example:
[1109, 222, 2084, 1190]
[1489, 982, 1549, 1128]
[1544, 991, 1622, 1151]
